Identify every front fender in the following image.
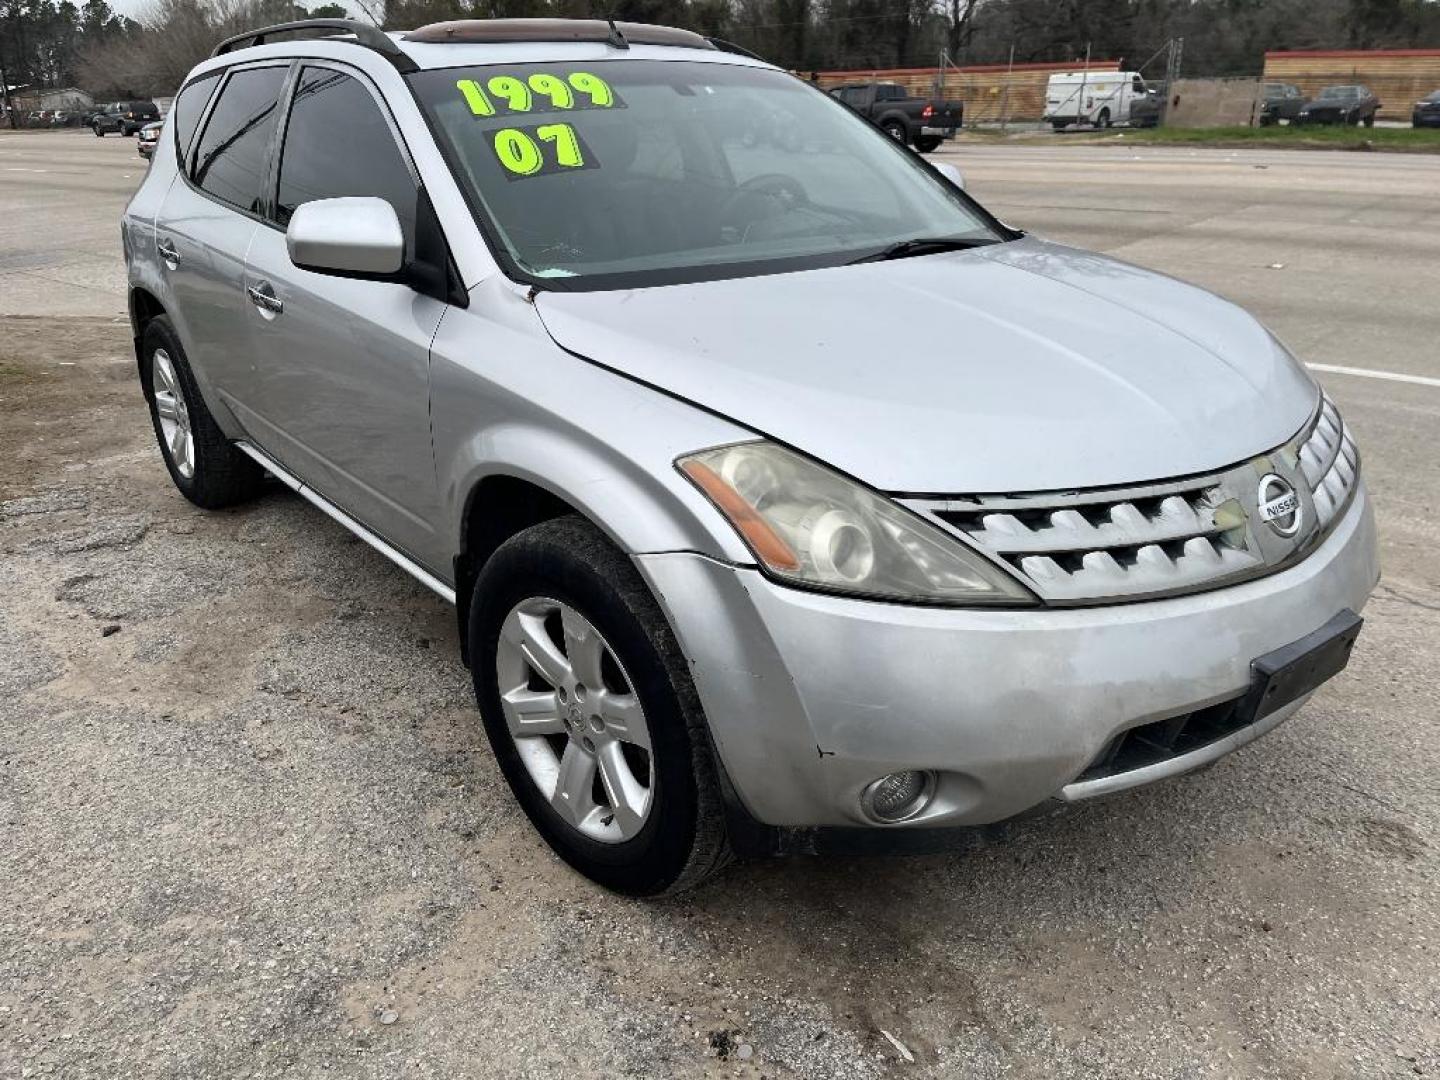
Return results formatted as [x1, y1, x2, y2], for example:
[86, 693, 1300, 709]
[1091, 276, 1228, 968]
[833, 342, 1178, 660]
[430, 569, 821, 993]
[429, 282, 757, 566]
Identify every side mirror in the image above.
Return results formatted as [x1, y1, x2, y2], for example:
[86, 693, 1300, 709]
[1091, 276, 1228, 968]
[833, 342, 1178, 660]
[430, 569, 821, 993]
[286, 196, 404, 277]
[934, 161, 966, 191]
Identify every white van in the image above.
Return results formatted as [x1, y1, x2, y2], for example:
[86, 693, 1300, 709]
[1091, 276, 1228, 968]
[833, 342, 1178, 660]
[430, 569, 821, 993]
[1045, 71, 1151, 129]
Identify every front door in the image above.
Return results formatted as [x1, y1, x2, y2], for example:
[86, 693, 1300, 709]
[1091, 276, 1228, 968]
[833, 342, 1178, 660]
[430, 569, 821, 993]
[236, 63, 447, 572]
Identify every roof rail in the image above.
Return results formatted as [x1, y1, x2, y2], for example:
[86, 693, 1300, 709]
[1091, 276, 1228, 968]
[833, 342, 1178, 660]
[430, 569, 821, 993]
[706, 37, 764, 61]
[402, 18, 715, 51]
[211, 19, 418, 73]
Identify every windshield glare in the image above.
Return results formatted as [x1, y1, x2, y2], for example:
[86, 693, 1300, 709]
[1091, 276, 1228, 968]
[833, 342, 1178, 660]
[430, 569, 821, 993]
[409, 60, 1004, 289]
[1319, 87, 1360, 100]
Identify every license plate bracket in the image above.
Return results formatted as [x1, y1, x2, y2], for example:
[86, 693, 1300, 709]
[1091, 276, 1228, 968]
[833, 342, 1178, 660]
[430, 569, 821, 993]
[1237, 609, 1363, 725]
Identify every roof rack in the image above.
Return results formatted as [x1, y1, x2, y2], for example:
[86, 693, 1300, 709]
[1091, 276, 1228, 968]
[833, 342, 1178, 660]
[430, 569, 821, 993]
[210, 19, 418, 73]
[402, 18, 715, 51]
[706, 37, 764, 61]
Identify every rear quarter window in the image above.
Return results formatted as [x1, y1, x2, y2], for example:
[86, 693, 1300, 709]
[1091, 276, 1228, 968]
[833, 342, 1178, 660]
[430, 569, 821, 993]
[171, 71, 222, 166]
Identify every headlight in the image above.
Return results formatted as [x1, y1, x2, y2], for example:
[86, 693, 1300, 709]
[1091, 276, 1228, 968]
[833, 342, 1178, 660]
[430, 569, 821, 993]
[678, 442, 1035, 605]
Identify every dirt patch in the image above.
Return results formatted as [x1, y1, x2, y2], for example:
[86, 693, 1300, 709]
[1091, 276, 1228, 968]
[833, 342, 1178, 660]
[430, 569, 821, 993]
[0, 316, 141, 502]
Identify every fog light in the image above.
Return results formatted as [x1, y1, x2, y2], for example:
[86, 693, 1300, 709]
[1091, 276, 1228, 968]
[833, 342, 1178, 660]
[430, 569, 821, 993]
[861, 770, 935, 823]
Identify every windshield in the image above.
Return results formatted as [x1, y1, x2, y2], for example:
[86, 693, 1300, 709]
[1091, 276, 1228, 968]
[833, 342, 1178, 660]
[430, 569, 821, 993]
[1319, 87, 1360, 100]
[409, 59, 1007, 290]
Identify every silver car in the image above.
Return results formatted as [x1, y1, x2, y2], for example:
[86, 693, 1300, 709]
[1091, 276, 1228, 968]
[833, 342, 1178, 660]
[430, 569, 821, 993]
[121, 18, 1378, 895]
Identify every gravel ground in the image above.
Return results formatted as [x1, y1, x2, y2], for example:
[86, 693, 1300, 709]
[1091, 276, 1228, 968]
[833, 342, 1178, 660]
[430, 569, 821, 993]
[2, 134, 1438, 1079]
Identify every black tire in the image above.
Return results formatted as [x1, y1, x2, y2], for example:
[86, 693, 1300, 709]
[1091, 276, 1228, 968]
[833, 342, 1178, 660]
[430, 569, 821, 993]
[881, 119, 907, 144]
[1052, 120, 1068, 132]
[1363, 113, 1375, 128]
[140, 315, 265, 509]
[93, 125, 104, 137]
[470, 516, 731, 896]
[914, 134, 943, 153]
[1095, 108, 1111, 130]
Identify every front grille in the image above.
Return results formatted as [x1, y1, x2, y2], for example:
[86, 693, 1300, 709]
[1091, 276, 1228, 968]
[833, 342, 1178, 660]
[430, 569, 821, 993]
[1075, 695, 1249, 783]
[928, 474, 1257, 603]
[903, 393, 1360, 605]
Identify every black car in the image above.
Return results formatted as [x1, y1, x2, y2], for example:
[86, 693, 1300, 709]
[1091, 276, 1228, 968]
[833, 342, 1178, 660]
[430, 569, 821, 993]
[92, 100, 160, 137]
[1260, 82, 1308, 126]
[1414, 90, 1440, 129]
[1128, 82, 1166, 128]
[1295, 85, 1380, 127]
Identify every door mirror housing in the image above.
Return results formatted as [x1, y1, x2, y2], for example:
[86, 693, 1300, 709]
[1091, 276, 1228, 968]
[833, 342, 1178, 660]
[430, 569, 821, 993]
[934, 161, 965, 191]
[286, 197, 405, 277]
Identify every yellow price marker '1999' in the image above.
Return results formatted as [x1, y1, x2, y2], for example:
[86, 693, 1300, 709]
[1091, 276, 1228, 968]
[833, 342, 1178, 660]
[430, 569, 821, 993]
[458, 72, 619, 117]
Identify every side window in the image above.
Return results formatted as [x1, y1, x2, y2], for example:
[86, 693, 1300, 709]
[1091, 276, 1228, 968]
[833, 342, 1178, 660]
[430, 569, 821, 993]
[171, 71, 221, 166]
[192, 66, 287, 215]
[275, 66, 416, 245]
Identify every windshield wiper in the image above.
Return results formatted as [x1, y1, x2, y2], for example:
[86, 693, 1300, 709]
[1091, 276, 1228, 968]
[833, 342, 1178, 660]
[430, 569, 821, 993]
[847, 236, 999, 265]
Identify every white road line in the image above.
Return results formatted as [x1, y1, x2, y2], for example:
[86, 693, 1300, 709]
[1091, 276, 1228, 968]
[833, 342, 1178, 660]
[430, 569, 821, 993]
[1307, 363, 1440, 389]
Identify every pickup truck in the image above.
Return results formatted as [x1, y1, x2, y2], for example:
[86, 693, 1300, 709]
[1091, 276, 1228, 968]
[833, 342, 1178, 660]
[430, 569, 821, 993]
[828, 82, 963, 152]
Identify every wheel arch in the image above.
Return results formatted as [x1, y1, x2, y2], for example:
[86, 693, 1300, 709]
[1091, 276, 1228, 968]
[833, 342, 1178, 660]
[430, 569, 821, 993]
[128, 286, 167, 378]
[448, 435, 750, 667]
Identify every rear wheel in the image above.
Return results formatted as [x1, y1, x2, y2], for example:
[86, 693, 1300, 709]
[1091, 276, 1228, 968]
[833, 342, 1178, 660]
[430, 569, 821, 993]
[93, 125, 104, 137]
[1363, 113, 1375, 128]
[471, 516, 731, 896]
[141, 316, 265, 509]
[1051, 120, 1068, 132]
[914, 134, 943, 153]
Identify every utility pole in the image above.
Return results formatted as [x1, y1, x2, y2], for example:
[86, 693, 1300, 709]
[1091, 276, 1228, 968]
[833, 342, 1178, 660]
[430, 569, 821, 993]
[999, 43, 1014, 131]
[0, 46, 17, 129]
[1079, 42, 1091, 127]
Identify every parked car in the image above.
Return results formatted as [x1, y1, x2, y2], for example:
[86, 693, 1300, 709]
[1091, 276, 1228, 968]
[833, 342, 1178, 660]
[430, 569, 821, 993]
[828, 81, 962, 151]
[123, 17, 1377, 896]
[93, 100, 160, 136]
[136, 120, 163, 159]
[1127, 82, 1166, 128]
[1045, 71, 1154, 130]
[1295, 85, 1380, 127]
[1414, 89, 1440, 128]
[1259, 82, 1308, 126]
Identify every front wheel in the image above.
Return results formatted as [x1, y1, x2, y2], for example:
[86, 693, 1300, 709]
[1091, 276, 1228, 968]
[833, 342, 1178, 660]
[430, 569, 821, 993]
[881, 119, 907, 143]
[914, 134, 943, 153]
[93, 125, 104, 137]
[1363, 113, 1375, 128]
[471, 517, 731, 896]
[1095, 108, 1112, 130]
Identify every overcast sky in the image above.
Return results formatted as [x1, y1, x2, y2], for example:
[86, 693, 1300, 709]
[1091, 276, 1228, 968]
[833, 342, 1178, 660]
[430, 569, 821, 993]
[106, 0, 366, 22]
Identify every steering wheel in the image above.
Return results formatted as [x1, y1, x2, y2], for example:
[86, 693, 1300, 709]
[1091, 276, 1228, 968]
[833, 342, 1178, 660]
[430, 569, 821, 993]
[718, 173, 812, 234]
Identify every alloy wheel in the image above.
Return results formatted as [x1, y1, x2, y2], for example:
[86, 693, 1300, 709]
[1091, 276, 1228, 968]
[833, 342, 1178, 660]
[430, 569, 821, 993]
[150, 347, 195, 479]
[496, 597, 654, 843]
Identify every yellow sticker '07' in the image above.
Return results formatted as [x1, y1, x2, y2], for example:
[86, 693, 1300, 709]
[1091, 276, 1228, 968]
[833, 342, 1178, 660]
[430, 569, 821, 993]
[491, 123, 594, 180]
[458, 72, 623, 117]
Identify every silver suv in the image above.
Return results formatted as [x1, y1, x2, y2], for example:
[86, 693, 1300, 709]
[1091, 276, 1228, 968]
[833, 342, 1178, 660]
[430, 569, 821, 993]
[122, 18, 1378, 895]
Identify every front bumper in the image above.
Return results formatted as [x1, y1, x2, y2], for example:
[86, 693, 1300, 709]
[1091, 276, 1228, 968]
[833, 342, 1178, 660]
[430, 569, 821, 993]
[637, 482, 1378, 830]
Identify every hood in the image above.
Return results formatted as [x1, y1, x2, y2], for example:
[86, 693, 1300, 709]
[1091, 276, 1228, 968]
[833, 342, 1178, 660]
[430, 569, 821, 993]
[534, 237, 1318, 493]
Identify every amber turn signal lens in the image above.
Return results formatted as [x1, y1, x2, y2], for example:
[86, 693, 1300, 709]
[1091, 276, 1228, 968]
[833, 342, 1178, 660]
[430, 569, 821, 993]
[680, 459, 801, 572]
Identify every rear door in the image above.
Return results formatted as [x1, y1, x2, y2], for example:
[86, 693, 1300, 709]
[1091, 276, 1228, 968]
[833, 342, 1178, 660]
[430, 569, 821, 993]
[155, 63, 287, 411]
[238, 62, 447, 570]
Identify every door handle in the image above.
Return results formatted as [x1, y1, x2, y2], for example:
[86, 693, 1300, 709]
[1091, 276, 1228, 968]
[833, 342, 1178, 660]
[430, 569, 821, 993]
[246, 283, 284, 315]
[156, 238, 180, 264]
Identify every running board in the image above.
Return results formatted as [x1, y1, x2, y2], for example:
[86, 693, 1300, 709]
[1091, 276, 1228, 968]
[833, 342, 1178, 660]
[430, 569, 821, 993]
[235, 440, 457, 605]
